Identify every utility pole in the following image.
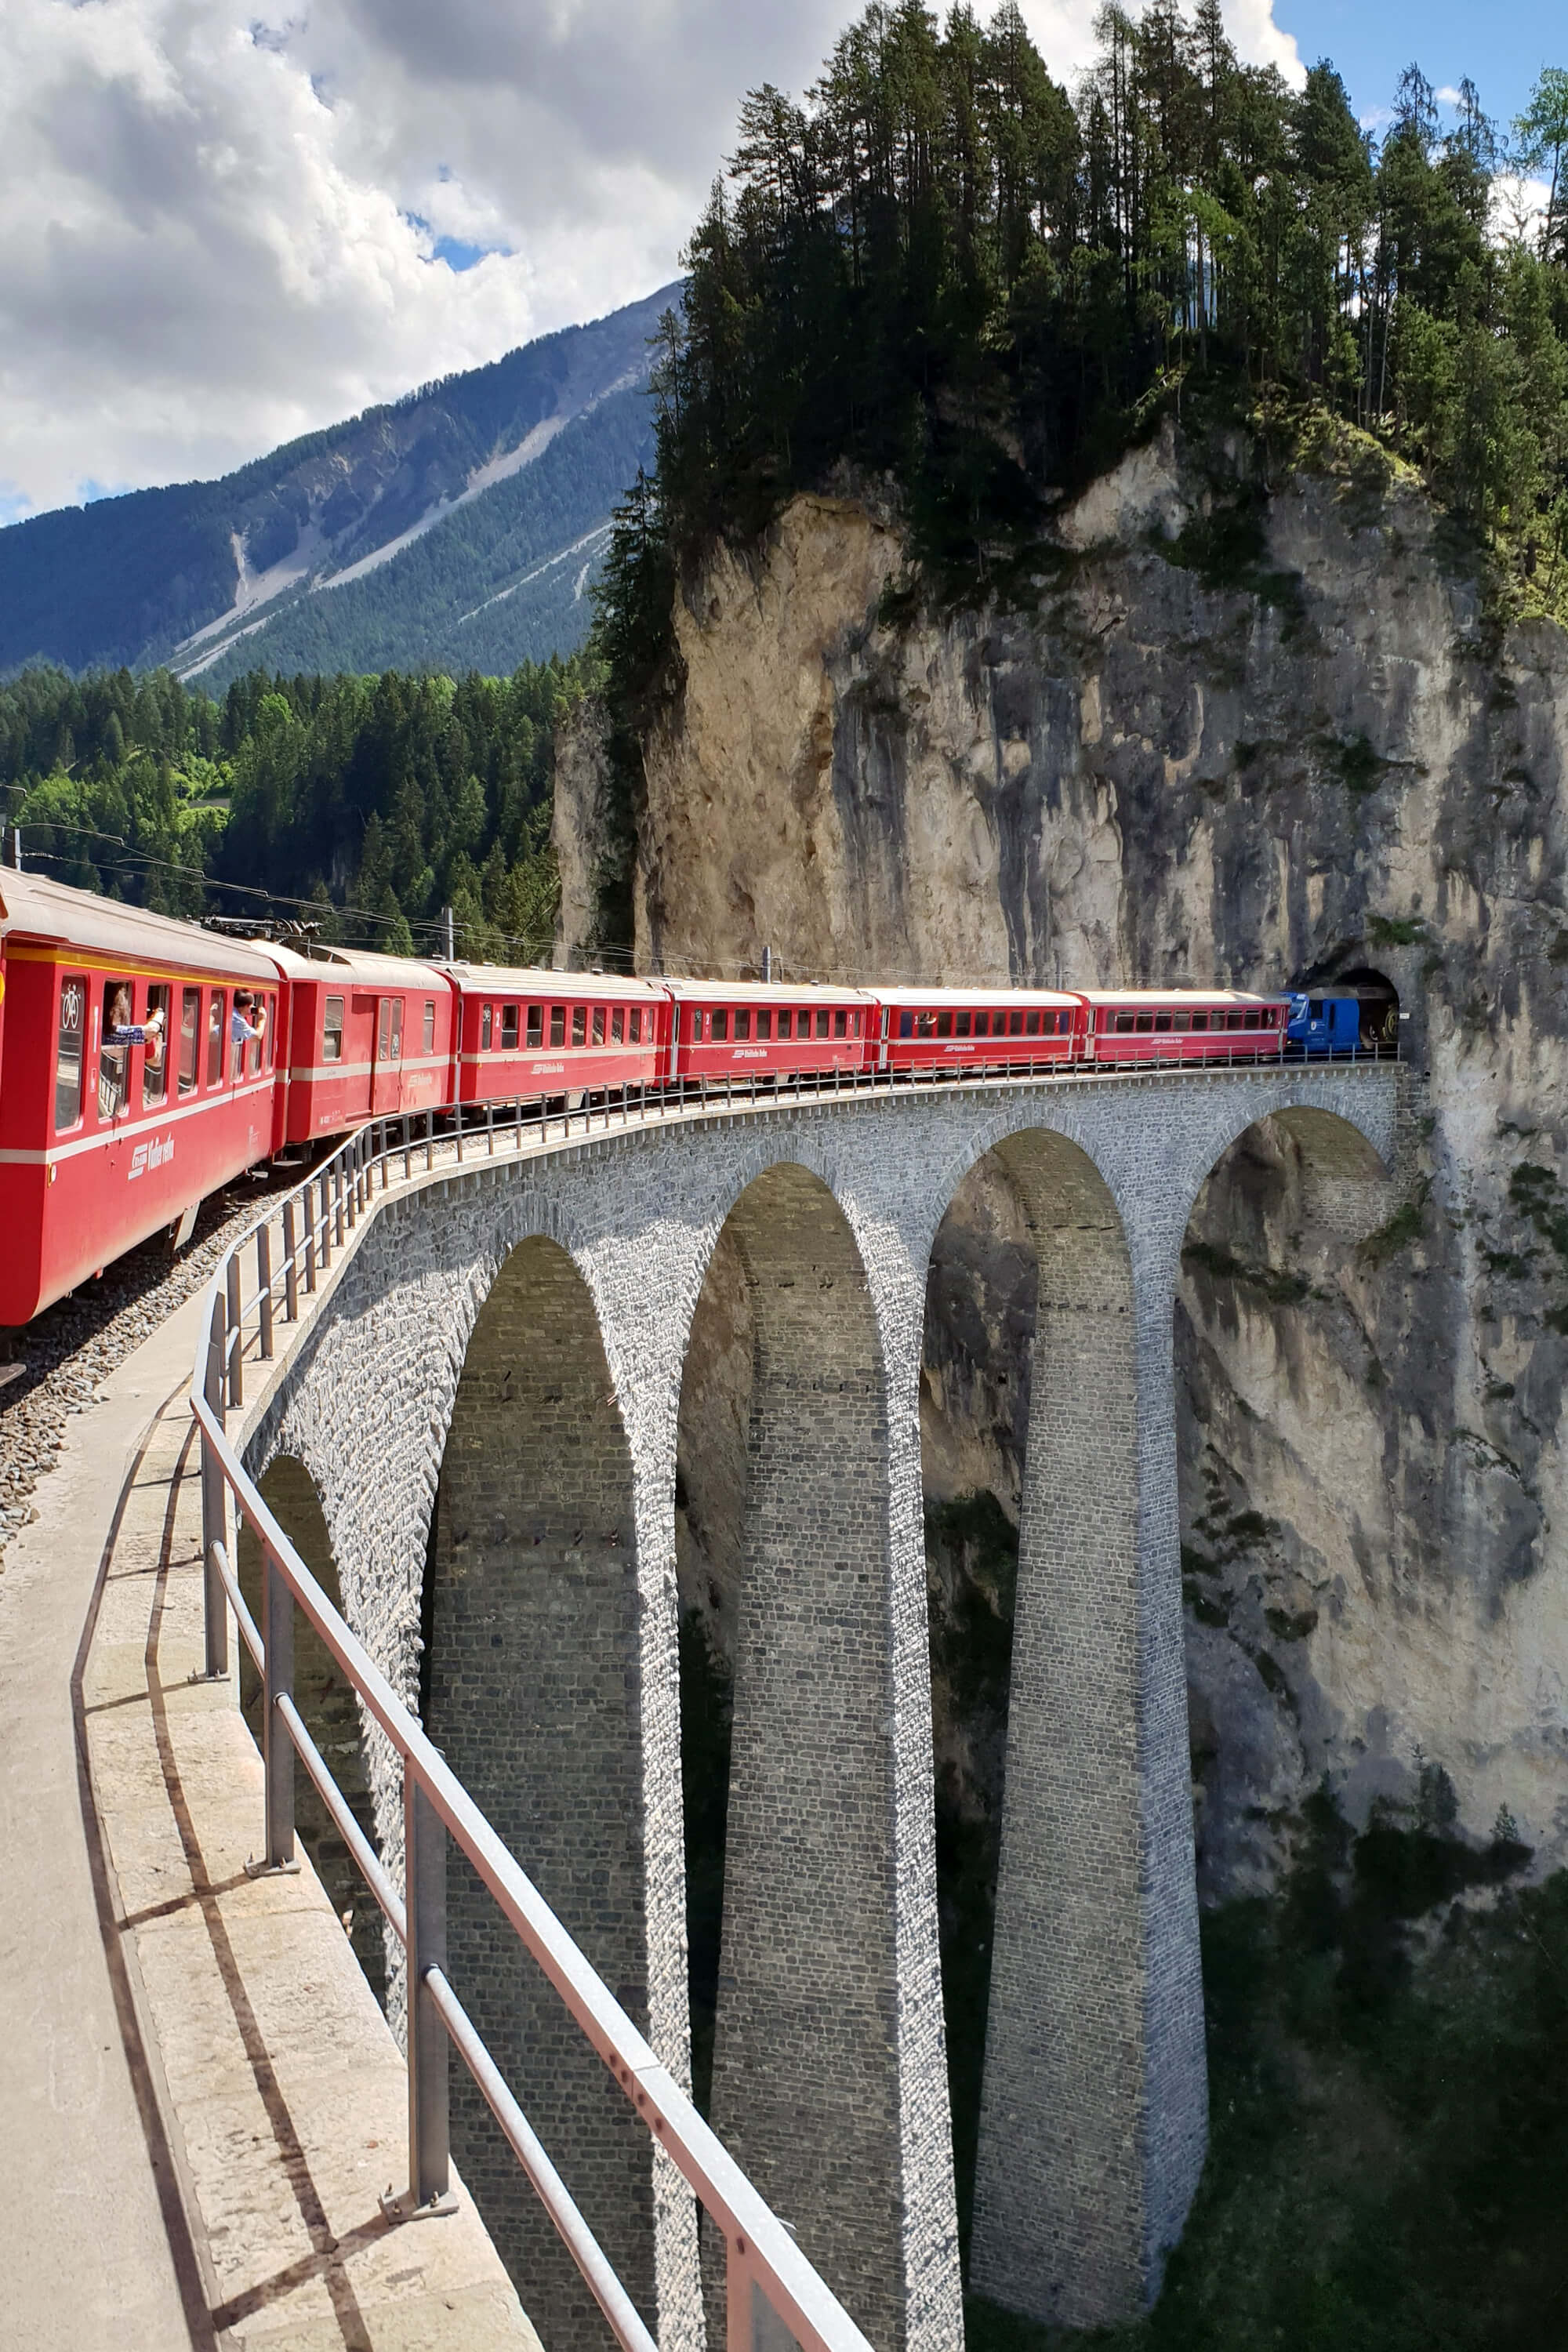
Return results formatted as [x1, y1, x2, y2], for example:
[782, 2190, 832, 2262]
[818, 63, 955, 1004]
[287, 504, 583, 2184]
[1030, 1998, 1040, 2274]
[441, 905, 455, 962]
[761, 943, 772, 984]
[8, 825, 21, 872]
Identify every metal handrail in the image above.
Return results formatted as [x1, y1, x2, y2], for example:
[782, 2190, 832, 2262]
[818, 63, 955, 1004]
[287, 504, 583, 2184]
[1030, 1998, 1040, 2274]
[190, 1034, 1396, 2352]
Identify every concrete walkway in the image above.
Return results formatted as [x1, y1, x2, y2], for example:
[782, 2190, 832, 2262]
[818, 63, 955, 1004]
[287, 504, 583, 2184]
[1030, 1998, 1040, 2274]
[0, 1290, 540, 2350]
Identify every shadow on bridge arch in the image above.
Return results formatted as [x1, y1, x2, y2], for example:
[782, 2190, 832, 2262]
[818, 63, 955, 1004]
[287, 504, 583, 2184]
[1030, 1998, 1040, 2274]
[673, 1158, 902, 2352]
[238, 1458, 386, 2008]
[424, 1232, 652, 2352]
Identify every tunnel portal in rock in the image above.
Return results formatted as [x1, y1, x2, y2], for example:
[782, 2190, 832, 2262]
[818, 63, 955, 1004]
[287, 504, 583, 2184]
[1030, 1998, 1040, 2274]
[426, 1232, 654, 2352]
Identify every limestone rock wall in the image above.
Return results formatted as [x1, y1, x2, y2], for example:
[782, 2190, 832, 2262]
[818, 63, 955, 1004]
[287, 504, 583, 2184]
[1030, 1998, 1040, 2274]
[608, 433, 1568, 1889]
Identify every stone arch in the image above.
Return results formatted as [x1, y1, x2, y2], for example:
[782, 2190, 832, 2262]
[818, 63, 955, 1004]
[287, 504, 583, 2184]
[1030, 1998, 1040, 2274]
[676, 1157, 907, 2352]
[237, 1455, 386, 2007]
[1174, 1095, 1399, 1904]
[918, 1120, 1204, 2332]
[425, 1230, 656, 2352]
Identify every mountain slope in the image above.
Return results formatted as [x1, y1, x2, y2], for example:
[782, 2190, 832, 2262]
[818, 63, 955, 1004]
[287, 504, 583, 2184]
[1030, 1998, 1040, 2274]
[0, 284, 677, 680]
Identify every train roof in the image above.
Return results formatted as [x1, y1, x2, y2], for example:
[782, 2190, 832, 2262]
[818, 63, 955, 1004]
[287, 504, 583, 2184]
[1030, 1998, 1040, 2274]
[877, 984, 1082, 1007]
[448, 964, 669, 1000]
[663, 977, 873, 1004]
[1080, 987, 1287, 1005]
[1, 868, 279, 980]
[260, 941, 451, 992]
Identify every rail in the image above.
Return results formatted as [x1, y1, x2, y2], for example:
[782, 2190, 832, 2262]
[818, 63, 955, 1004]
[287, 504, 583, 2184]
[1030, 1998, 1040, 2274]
[191, 1038, 1395, 2351]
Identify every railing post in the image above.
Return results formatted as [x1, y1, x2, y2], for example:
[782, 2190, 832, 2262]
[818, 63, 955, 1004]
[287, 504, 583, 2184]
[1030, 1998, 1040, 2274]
[201, 1293, 229, 1679]
[318, 1171, 331, 1271]
[487, 1102, 495, 1157]
[257, 1221, 274, 1359]
[405, 1776, 452, 2211]
[334, 1161, 345, 1248]
[426, 1110, 434, 1174]
[260, 1544, 296, 1870]
[225, 1255, 243, 1410]
[283, 1197, 299, 1320]
[405, 1120, 412, 1181]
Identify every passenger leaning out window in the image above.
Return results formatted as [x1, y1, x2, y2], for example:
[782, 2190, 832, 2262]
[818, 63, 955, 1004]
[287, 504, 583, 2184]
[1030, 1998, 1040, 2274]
[100, 982, 165, 1120]
[230, 989, 267, 1076]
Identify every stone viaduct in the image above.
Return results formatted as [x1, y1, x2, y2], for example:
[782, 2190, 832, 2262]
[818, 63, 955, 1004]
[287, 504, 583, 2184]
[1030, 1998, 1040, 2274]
[238, 1063, 1399, 2352]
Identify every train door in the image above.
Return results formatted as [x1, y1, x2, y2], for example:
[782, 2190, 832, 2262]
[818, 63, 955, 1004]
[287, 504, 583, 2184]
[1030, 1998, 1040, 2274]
[372, 996, 404, 1114]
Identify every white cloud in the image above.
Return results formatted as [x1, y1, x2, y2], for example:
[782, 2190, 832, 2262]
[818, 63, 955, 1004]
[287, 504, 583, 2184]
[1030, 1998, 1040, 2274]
[0, 0, 1305, 517]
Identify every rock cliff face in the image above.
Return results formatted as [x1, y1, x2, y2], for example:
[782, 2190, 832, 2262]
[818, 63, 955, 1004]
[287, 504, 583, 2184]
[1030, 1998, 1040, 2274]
[558, 424, 1568, 1893]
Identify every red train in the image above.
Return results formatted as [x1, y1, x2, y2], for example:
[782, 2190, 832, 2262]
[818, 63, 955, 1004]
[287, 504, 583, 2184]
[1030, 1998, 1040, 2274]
[0, 868, 1297, 1323]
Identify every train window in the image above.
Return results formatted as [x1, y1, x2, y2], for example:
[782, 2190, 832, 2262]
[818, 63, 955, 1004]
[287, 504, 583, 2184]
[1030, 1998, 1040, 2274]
[936, 1010, 953, 1037]
[501, 1004, 519, 1050]
[178, 988, 201, 1095]
[480, 1004, 492, 1050]
[1025, 1010, 1041, 1036]
[388, 999, 403, 1062]
[424, 1000, 437, 1054]
[1154, 1014, 1173, 1033]
[756, 1010, 771, 1040]
[572, 1006, 586, 1047]
[264, 993, 277, 1067]
[322, 995, 344, 1064]
[898, 1011, 914, 1040]
[527, 1005, 543, 1048]
[55, 975, 86, 1131]
[1308, 999, 1324, 1019]
[777, 1010, 791, 1040]
[815, 1009, 829, 1039]
[208, 991, 226, 1086]
[630, 1007, 641, 1044]
[735, 1009, 750, 1040]
[593, 1007, 605, 1046]
[834, 1008, 848, 1038]
[97, 979, 132, 1120]
[712, 1010, 728, 1042]
[1191, 1012, 1208, 1032]
[1008, 1009, 1023, 1036]
[687, 1008, 702, 1041]
[1225, 1012, 1245, 1030]
[612, 1007, 624, 1044]
[550, 1007, 565, 1047]
[913, 1010, 933, 1037]
[955, 1009, 971, 1038]
[1243, 1009, 1262, 1029]
[1135, 1014, 1155, 1033]
[143, 985, 171, 1104]
[1172, 1012, 1190, 1032]
[379, 1000, 394, 1060]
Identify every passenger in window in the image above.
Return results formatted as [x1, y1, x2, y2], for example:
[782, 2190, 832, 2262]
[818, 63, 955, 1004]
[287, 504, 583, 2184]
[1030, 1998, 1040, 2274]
[230, 989, 267, 1074]
[105, 984, 165, 1054]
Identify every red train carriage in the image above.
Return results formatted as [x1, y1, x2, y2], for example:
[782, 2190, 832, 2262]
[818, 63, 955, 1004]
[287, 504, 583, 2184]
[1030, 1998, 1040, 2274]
[267, 944, 459, 1145]
[0, 870, 283, 1323]
[1082, 989, 1289, 1065]
[876, 986, 1087, 1074]
[451, 967, 670, 1109]
[667, 981, 874, 1086]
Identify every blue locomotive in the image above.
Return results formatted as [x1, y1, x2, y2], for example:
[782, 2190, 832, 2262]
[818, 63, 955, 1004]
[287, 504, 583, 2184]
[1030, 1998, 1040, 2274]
[1285, 989, 1398, 1054]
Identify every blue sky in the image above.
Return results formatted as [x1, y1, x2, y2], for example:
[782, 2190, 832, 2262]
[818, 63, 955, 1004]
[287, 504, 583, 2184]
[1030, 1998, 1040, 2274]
[1276, 0, 1552, 136]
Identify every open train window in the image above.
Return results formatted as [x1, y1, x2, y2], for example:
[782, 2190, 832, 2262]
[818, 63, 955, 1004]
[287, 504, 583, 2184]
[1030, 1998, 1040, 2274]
[630, 1007, 641, 1044]
[572, 1006, 586, 1047]
[178, 988, 201, 1095]
[711, 1009, 728, 1042]
[500, 1004, 519, 1050]
[735, 1009, 750, 1040]
[550, 1007, 565, 1047]
[322, 995, 344, 1063]
[481, 1004, 493, 1051]
[424, 1000, 436, 1055]
[206, 990, 225, 1087]
[143, 985, 171, 1104]
[98, 978, 132, 1120]
[55, 975, 86, 1131]
[527, 1005, 543, 1048]
[592, 1007, 605, 1046]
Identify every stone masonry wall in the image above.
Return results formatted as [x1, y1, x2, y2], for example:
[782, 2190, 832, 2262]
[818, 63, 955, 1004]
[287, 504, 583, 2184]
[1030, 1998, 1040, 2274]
[238, 1062, 1396, 2344]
